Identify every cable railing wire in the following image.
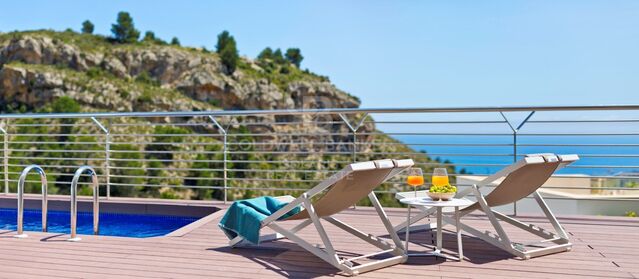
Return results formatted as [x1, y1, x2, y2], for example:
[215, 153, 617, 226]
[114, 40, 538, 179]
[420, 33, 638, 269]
[0, 105, 637, 212]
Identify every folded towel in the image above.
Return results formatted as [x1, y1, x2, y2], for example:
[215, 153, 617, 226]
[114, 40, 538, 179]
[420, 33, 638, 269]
[218, 196, 301, 244]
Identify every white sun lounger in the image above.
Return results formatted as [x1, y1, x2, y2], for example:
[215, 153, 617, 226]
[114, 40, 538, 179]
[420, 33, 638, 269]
[395, 154, 579, 259]
[228, 159, 414, 276]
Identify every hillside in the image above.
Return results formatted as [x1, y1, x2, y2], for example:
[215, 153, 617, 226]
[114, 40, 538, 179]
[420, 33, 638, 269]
[0, 30, 438, 206]
[0, 30, 360, 113]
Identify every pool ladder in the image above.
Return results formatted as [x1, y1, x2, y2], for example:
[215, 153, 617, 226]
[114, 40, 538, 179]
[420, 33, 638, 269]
[15, 165, 101, 241]
[69, 166, 101, 241]
[14, 164, 48, 238]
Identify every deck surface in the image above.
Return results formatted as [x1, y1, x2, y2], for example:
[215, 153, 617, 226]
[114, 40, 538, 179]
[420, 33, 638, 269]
[0, 204, 637, 279]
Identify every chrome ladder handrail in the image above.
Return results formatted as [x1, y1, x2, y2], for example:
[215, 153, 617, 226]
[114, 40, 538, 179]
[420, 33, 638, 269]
[68, 166, 100, 242]
[15, 164, 48, 238]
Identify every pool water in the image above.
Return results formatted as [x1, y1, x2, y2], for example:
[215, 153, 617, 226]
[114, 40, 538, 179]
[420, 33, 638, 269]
[0, 208, 199, 238]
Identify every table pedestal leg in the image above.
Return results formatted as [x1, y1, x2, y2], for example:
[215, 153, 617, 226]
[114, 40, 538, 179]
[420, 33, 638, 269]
[456, 206, 463, 262]
[405, 205, 411, 252]
[406, 206, 463, 262]
[436, 207, 442, 252]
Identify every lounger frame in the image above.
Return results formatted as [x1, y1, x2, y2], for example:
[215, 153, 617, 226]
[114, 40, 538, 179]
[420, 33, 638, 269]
[229, 159, 413, 276]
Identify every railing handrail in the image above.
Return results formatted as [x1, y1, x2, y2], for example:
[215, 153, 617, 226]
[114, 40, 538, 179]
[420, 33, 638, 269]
[1, 104, 639, 119]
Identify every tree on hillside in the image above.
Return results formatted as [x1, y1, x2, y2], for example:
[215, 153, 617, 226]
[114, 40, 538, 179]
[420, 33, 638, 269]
[170, 37, 181, 46]
[272, 48, 286, 64]
[111, 11, 140, 43]
[81, 20, 94, 34]
[285, 48, 304, 67]
[143, 31, 156, 41]
[142, 31, 167, 45]
[257, 47, 274, 60]
[216, 31, 239, 74]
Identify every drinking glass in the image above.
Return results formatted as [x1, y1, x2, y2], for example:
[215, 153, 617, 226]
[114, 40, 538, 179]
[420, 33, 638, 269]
[432, 168, 449, 187]
[406, 168, 424, 198]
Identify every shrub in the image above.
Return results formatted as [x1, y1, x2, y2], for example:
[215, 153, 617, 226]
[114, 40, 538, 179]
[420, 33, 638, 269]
[285, 48, 303, 67]
[626, 211, 637, 217]
[272, 48, 286, 64]
[216, 31, 239, 74]
[257, 47, 273, 60]
[49, 96, 81, 113]
[279, 65, 290, 74]
[142, 31, 166, 45]
[81, 20, 94, 34]
[135, 71, 159, 86]
[170, 37, 180, 46]
[111, 11, 140, 43]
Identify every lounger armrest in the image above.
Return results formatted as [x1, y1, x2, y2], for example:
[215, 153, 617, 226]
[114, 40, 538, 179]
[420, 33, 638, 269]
[558, 154, 579, 163]
[374, 159, 395, 169]
[393, 159, 415, 168]
[350, 161, 377, 171]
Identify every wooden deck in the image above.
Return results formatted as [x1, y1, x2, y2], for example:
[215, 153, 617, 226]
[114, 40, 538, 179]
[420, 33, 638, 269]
[0, 204, 637, 279]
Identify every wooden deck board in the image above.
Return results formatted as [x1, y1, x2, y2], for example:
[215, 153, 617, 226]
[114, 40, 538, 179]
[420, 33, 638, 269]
[0, 205, 637, 278]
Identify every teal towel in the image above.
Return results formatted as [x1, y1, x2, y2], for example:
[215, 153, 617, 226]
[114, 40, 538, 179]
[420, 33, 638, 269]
[218, 196, 301, 244]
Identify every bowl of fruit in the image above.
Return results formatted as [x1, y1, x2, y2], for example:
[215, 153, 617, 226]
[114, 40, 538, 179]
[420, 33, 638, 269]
[428, 184, 457, 201]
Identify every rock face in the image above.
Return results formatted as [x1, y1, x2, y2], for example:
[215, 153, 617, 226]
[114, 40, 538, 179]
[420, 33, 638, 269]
[0, 34, 360, 112]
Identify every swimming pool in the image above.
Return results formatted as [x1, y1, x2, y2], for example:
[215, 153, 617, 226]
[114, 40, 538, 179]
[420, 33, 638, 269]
[0, 208, 199, 238]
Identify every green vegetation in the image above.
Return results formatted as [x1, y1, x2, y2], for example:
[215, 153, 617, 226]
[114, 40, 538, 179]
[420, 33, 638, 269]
[257, 47, 274, 60]
[170, 37, 180, 46]
[111, 11, 140, 43]
[47, 96, 81, 113]
[285, 48, 303, 68]
[142, 31, 167, 45]
[81, 20, 94, 34]
[626, 211, 637, 217]
[216, 31, 239, 74]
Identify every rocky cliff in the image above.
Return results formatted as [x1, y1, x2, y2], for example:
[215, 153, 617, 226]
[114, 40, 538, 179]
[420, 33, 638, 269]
[0, 30, 360, 113]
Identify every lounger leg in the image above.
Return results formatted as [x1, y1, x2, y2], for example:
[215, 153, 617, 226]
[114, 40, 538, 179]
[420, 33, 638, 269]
[472, 185, 513, 248]
[229, 235, 245, 247]
[302, 195, 340, 264]
[533, 191, 569, 240]
[368, 192, 405, 251]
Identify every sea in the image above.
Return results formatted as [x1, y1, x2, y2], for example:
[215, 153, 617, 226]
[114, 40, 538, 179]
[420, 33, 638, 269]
[395, 135, 639, 176]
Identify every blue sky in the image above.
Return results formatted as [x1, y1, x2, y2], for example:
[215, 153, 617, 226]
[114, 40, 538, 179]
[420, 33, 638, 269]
[1, 1, 638, 108]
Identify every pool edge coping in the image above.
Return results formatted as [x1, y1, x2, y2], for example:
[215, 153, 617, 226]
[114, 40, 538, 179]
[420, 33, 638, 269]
[166, 209, 226, 237]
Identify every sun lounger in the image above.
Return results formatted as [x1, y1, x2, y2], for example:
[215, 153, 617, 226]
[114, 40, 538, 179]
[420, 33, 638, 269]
[221, 159, 414, 276]
[395, 154, 579, 259]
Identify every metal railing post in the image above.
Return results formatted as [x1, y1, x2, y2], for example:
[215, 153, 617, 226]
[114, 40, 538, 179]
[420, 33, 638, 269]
[91, 117, 110, 199]
[500, 111, 535, 216]
[105, 120, 111, 199]
[15, 164, 48, 238]
[209, 116, 228, 204]
[69, 165, 101, 241]
[0, 121, 8, 195]
[339, 113, 368, 210]
[339, 113, 369, 163]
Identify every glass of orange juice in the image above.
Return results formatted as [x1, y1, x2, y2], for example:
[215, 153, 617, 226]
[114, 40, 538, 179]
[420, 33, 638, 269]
[432, 168, 449, 187]
[406, 168, 424, 198]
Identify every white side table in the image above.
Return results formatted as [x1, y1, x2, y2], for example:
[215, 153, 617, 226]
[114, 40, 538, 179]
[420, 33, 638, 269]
[399, 196, 473, 261]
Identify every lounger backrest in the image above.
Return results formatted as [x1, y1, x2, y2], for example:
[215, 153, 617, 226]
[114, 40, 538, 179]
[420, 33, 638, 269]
[286, 159, 413, 220]
[462, 154, 575, 212]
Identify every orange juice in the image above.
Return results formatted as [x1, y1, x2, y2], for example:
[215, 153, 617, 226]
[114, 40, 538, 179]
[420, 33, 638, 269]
[432, 175, 449, 186]
[406, 176, 424, 186]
